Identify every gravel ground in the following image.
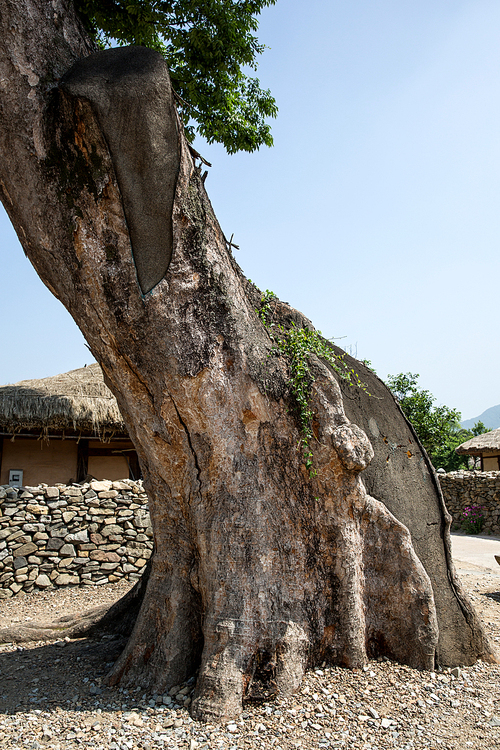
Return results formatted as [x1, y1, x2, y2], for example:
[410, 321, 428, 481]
[0, 568, 499, 750]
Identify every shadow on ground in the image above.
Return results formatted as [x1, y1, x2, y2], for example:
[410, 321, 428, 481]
[0, 635, 127, 715]
[484, 591, 500, 604]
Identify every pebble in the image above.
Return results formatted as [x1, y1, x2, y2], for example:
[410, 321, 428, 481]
[0, 553, 498, 750]
[4, 657, 486, 750]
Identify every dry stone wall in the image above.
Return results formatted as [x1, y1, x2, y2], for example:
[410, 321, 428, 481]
[0, 479, 153, 598]
[438, 470, 500, 535]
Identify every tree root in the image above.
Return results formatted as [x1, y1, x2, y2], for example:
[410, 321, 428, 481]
[0, 561, 150, 644]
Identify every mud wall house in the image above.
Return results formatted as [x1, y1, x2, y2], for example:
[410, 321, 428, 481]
[0, 365, 140, 486]
[456, 428, 500, 471]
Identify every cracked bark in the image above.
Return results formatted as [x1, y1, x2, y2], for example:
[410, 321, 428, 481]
[0, 0, 496, 723]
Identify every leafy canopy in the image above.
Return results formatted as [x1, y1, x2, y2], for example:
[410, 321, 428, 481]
[386, 372, 488, 472]
[75, 0, 278, 154]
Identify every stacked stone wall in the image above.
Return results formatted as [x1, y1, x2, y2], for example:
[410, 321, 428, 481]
[438, 470, 500, 535]
[0, 479, 153, 598]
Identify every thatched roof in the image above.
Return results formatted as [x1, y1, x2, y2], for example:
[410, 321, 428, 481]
[456, 428, 500, 456]
[0, 364, 126, 437]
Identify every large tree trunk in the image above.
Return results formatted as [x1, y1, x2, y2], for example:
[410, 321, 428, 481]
[0, 0, 496, 722]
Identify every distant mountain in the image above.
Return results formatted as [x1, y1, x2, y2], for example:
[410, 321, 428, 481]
[461, 404, 500, 431]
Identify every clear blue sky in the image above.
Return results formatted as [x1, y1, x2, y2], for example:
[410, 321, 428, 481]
[1, 0, 499, 421]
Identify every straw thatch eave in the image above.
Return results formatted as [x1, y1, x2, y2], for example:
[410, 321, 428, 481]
[0, 364, 126, 438]
[456, 428, 500, 456]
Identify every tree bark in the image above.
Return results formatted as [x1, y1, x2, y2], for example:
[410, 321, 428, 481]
[0, 0, 496, 722]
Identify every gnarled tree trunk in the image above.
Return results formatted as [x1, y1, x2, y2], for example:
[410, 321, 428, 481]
[0, 0, 496, 722]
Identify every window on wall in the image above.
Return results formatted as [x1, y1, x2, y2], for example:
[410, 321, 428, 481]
[77, 439, 141, 482]
[482, 455, 500, 471]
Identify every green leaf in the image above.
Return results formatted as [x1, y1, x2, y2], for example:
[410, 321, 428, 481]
[75, 0, 278, 153]
[259, 291, 369, 476]
[385, 372, 490, 471]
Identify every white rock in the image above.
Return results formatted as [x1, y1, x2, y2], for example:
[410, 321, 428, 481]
[90, 480, 112, 492]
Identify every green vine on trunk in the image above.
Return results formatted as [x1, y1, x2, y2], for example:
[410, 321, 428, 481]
[258, 290, 368, 475]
